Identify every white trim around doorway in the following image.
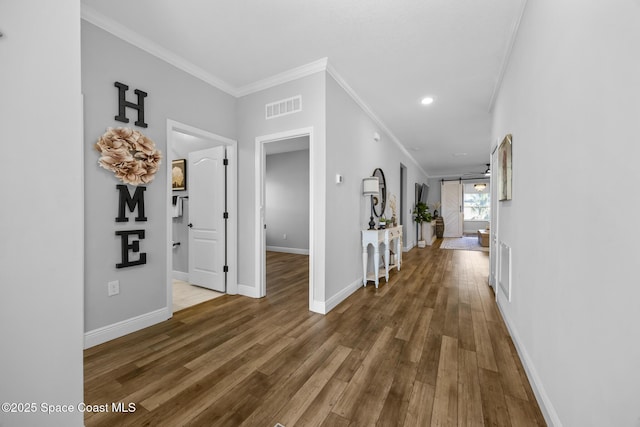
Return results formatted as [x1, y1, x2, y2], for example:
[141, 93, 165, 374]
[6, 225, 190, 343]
[166, 119, 238, 316]
[255, 127, 324, 313]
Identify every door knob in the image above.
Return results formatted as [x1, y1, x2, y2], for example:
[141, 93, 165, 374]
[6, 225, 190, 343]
[188, 223, 193, 228]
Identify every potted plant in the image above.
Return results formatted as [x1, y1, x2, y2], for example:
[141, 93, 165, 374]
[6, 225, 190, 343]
[413, 202, 432, 248]
[379, 217, 388, 229]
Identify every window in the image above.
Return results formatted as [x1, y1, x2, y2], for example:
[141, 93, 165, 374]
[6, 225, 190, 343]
[464, 192, 490, 220]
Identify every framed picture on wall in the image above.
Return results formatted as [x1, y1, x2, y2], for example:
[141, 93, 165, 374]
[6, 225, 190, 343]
[498, 134, 512, 201]
[172, 159, 187, 191]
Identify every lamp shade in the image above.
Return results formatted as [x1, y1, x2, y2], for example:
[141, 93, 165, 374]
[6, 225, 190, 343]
[362, 177, 379, 196]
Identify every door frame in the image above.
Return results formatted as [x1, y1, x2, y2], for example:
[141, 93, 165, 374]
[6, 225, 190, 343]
[489, 142, 500, 296]
[166, 119, 238, 315]
[255, 127, 314, 311]
[400, 163, 407, 250]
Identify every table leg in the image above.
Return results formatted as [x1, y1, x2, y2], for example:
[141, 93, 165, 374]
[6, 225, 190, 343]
[374, 243, 380, 288]
[362, 244, 368, 287]
[384, 243, 390, 282]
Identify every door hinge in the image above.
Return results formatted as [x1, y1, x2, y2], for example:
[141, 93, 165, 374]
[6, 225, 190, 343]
[223, 265, 229, 273]
[223, 158, 229, 166]
[223, 212, 229, 219]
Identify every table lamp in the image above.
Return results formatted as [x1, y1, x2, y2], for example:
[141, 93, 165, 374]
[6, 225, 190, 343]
[362, 177, 379, 230]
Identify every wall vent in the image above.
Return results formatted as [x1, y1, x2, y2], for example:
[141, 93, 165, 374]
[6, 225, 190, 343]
[266, 95, 302, 119]
[499, 241, 511, 301]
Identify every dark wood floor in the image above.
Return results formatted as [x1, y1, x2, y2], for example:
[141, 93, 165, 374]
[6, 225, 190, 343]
[84, 244, 546, 426]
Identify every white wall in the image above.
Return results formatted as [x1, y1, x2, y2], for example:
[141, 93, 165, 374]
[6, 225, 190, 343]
[0, 1, 84, 426]
[82, 22, 236, 335]
[492, 1, 640, 426]
[266, 149, 310, 253]
[325, 74, 429, 303]
[426, 177, 442, 212]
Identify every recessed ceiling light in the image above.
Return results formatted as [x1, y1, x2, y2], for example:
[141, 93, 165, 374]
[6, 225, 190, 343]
[421, 97, 434, 105]
[452, 153, 468, 157]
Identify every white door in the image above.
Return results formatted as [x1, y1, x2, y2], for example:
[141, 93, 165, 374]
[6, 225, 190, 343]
[188, 146, 226, 292]
[442, 181, 463, 237]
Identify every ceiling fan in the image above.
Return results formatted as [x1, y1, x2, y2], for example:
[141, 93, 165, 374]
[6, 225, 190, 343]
[462, 164, 491, 177]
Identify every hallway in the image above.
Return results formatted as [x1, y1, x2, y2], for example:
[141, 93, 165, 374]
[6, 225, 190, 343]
[84, 246, 544, 426]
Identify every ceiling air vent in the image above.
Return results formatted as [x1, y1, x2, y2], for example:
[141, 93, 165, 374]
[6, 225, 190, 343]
[265, 95, 302, 119]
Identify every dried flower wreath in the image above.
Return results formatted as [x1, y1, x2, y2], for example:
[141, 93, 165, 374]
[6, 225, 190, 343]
[95, 127, 162, 185]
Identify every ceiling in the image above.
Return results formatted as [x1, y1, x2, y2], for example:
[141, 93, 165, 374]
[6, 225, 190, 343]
[81, 0, 526, 178]
[265, 136, 309, 156]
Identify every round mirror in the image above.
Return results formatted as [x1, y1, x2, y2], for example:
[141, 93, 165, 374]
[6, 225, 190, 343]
[372, 168, 386, 217]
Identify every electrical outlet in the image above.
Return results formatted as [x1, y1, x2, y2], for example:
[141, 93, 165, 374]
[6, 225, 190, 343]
[283, 233, 287, 240]
[108, 280, 119, 297]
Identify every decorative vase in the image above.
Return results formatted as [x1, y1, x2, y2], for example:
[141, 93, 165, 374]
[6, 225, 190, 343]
[435, 217, 444, 238]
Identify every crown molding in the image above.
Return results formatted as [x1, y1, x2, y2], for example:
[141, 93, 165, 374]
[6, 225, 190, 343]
[81, 4, 237, 96]
[80, 6, 429, 177]
[326, 63, 429, 177]
[235, 58, 328, 97]
[81, 6, 329, 99]
[488, 0, 528, 111]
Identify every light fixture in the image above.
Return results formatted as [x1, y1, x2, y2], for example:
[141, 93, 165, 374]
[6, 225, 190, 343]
[362, 177, 379, 230]
[421, 96, 434, 105]
[484, 164, 491, 176]
[474, 183, 487, 192]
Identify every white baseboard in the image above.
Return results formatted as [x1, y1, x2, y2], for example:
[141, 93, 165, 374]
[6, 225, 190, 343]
[172, 270, 188, 281]
[238, 283, 260, 298]
[84, 307, 171, 349]
[309, 299, 325, 314]
[310, 277, 362, 314]
[324, 277, 362, 313]
[497, 298, 562, 427]
[404, 242, 415, 252]
[266, 245, 310, 255]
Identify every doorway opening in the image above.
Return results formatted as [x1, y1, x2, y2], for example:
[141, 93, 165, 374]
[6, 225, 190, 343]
[255, 128, 313, 311]
[400, 163, 407, 249]
[489, 142, 499, 293]
[166, 120, 238, 314]
[462, 181, 490, 236]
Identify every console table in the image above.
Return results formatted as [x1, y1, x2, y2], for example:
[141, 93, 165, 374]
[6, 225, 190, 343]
[362, 226, 402, 288]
